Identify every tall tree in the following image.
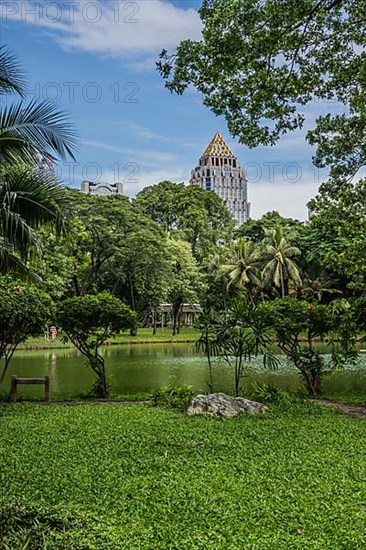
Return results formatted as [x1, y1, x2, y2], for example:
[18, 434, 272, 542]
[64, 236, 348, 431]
[304, 178, 366, 292]
[0, 46, 77, 165]
[0, 278, 52, 392]
[57, 293, 136, 398]
[262, 226, 302, 297]
[158, 0, 364, 173]
[134, 181, 234, 262]
[0, 165, 71, 279]
[134, 181, 185, 231]
[0, 46, 77, 277]
[166, 239, 204, 335]
[237, 212, 304, 244]
[221, 239, 261, 304]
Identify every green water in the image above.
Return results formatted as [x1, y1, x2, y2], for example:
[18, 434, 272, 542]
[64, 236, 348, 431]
[3, 343, 366, 400]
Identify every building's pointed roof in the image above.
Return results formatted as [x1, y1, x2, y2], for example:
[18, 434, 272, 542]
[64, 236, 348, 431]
[202, 131, 235, 158]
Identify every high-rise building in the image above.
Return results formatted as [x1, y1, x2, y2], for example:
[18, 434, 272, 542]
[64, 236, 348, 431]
[190, 132, 250, 225]
[81, 181, 124, 196]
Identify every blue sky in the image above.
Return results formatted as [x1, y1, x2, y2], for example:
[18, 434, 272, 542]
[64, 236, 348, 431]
[0, 0, 340, 219]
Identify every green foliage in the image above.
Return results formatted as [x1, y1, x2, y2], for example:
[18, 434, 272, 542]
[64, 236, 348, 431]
[248, 382, 291, 405]
[0, 278, 52, 388]
[158, 0, 364, 165]
[166, 238, 204, 335]
[0, 46, 76, 279]
[265, 298, 358, 396]
[134, 180, 234, 261]
[305, 178, 366, 291]
[57, 293, 136, 340]
[2, 403, 366, 548]
[262, 225, 302, 297]
[198, 298, 279, 396]
[41, 190, 172, 324]
[221, 239, 261, 302]
[57, 293, 136, 397]
[0, 46, 77, 164]
[0, 165, 71, 280]
[151, 384, 195, 411]
[237, 212, 304, 244]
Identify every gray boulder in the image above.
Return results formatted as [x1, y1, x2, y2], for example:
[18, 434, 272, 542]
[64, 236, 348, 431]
[187, 392, 268, 418]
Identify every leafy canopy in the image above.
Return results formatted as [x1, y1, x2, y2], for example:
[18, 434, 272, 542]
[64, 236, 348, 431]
[57, 293, 137, 350]
[0, 278, 52, 386]
[158, 0, 364, 178]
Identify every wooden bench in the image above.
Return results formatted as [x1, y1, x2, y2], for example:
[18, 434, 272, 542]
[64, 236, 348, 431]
[10, 376, 50, 403]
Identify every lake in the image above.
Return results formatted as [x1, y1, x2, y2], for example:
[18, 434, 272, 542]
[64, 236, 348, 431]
[2, 343, 366, 400]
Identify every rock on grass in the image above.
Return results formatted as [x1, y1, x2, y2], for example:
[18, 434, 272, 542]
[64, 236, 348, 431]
[187, 393, 268, 418]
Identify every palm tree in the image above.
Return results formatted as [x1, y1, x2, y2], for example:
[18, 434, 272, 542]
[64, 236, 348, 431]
[0, 46, 77, 165]
[301, 272, 342, 302]
[221, 240, 261, 303]
[0, 165, 70, 279]
[261, 226, 301, 298]
[0, 46, 77, 277]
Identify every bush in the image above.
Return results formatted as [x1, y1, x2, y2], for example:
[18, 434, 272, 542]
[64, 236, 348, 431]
[151, 385, 195, 411]
[248, 382, 291, 404]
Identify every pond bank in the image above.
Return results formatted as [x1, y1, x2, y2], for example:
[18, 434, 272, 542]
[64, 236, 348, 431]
[18, 329, 200, 350]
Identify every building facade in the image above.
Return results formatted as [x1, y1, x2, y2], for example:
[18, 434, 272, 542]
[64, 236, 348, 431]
[81, 181, 124, 196]
[189, 132, 250, 225]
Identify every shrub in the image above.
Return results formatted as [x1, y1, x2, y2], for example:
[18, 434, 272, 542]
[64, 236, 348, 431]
[151, 385, 195, 411]
[248, 382, 291, 404]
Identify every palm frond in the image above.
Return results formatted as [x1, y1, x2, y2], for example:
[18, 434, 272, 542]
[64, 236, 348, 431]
[0, 238, 41, 283]
[0, 99, 78, 162]
[285, 258, 302, 285]
[262, 258, 277, 286]
[284, 245, 301, 257]
[0, 46, 25, 97]
[0, 164, 71, 256]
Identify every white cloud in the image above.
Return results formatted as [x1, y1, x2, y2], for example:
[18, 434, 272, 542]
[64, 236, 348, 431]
[249, 178, 319, 221]
[4, 1, 202, 61]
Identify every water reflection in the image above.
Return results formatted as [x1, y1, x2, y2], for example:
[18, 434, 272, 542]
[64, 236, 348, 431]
[2, 343, 366, 400]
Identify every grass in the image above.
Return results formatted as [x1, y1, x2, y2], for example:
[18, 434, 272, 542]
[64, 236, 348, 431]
[1, 402, 366, 548]
[18, 328, 201, 350]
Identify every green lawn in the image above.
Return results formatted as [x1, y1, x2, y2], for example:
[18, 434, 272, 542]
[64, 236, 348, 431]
[18, 328, 201, 350]
[1, 402, 366, 549]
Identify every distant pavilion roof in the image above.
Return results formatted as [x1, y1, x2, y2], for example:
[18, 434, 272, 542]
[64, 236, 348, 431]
[202, 131, 235, 159]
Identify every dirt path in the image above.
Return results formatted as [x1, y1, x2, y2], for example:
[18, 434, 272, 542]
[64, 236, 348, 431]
[315, 399, 366, 419]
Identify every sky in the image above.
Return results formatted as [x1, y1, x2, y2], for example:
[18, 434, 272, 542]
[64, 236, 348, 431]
[0, 0, 341, 220]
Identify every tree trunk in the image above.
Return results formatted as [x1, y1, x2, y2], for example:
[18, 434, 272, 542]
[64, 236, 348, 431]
[207, 343, 213, 393]
[89, 354, 108, 398]
[172, 313, 177, 336]
[234, 356, 242, 397]
[306, 371, 320, 397]
[172, 301, 181, 336]
[0, 349, 16, 391]
[177, 303, 184, 335]
[152, 309, 157, 335]
[280, 267, 285, 298]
